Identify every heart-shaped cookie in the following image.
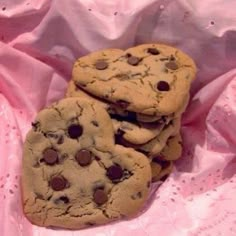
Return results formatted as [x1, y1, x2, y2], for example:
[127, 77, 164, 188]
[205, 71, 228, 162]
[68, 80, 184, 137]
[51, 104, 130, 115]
[72, 44, 196, 116]
[22, 98, 151, 230]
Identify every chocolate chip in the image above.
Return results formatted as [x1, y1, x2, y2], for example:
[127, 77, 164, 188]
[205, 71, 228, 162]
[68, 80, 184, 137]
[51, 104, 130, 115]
[152, 157, 170, 169]
[50, 176, 67, 191]
[93, 189, 108, 205]
[165, 61, 178, 70]
[95, 60, 108, 70]
[157, 81, 170, 91]
[127, 56, 140, 66]
[147, 48, 160, 55]
[43, 149, 58, 165]
[68, 124, 83, 139]
[75, 149, 92, 166]
[116, 100, 130, 109]
[107, 164, 123, 181]
[57, 135, 64, 144]
[147, 181, 151, 188]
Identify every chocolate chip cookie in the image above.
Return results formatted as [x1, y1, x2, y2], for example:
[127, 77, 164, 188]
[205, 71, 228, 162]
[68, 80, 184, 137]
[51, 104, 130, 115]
[72, 44, 196, 116]
[112, 119, 165, 145]
[115, 118, 181, 158]
[66, 80, 168, 123]
[22, 97, 151, 230]
[66, 80, 188, 145]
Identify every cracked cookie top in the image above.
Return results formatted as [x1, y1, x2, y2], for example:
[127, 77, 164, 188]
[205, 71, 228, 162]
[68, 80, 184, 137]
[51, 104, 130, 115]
[22, 97, 151, 230]
[72, 44, 196, 116]
[66, 80, 167, 123]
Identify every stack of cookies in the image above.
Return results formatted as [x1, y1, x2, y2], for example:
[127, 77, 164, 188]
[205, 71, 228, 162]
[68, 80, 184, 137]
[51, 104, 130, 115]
[22, 44, 196, 230]
[66, 44, 196, 182]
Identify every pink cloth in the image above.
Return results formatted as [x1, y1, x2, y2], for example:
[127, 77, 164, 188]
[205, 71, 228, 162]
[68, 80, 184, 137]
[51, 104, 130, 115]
[0, 0, 236, 235]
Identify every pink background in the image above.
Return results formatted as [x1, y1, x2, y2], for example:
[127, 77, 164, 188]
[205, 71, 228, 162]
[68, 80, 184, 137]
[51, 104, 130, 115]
[0, 0, 236, 235]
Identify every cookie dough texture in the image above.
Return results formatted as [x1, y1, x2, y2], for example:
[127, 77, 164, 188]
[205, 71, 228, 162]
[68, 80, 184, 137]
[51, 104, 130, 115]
[71, 44, 196, 116]
[22, 98, 151, 230]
